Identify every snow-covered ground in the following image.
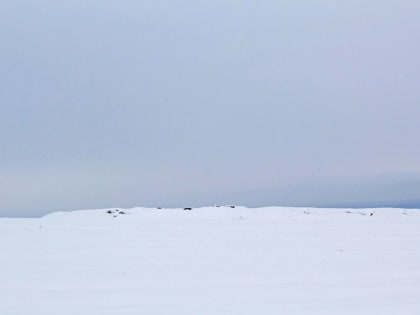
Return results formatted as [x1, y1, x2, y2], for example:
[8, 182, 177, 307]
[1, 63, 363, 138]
[1, 206, 419, 314]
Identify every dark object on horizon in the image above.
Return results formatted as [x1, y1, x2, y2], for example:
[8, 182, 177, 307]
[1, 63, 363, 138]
[184, 208, 192, 211]
[229, 205, 235, 208]
[107, 209, 125, 215]
[370, 212, 374, 216]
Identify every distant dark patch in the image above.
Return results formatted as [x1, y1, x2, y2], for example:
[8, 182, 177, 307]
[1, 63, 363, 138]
[228, 205, 235, 208]
[184, 208, 192, 211]
[106, 210, 114, 214]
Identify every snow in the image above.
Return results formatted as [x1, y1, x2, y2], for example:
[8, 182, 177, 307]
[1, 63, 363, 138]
[1, 206, 420, 314]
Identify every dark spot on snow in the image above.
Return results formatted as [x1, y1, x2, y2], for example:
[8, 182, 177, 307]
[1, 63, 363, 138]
[184, 208, 192, 211]
[106, 210, 114, 214]
[228, 205, 235, 208]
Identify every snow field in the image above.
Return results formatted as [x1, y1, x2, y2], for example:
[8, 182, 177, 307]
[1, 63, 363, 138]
[0, 206, 419, 314]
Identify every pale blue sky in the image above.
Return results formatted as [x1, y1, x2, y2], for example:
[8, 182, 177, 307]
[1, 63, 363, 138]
[1, 1, 420, 216]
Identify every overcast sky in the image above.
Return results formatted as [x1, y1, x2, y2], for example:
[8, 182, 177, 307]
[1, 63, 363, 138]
[1, 1, 420, 217]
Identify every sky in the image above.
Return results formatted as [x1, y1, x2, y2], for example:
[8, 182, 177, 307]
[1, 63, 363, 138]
[1, 0, 420, 217]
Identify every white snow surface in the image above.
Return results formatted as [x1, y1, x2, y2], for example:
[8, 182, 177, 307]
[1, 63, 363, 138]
[1, 206, 420, 314]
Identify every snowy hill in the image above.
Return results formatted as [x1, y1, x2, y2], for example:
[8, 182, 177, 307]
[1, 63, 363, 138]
[1, 206, 420, 314]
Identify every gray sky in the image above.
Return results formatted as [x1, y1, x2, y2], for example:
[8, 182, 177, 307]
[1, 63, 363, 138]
[1, 0, 420, 217]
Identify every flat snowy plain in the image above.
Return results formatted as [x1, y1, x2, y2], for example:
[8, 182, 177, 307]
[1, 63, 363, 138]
[1, 206, 419, 314]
